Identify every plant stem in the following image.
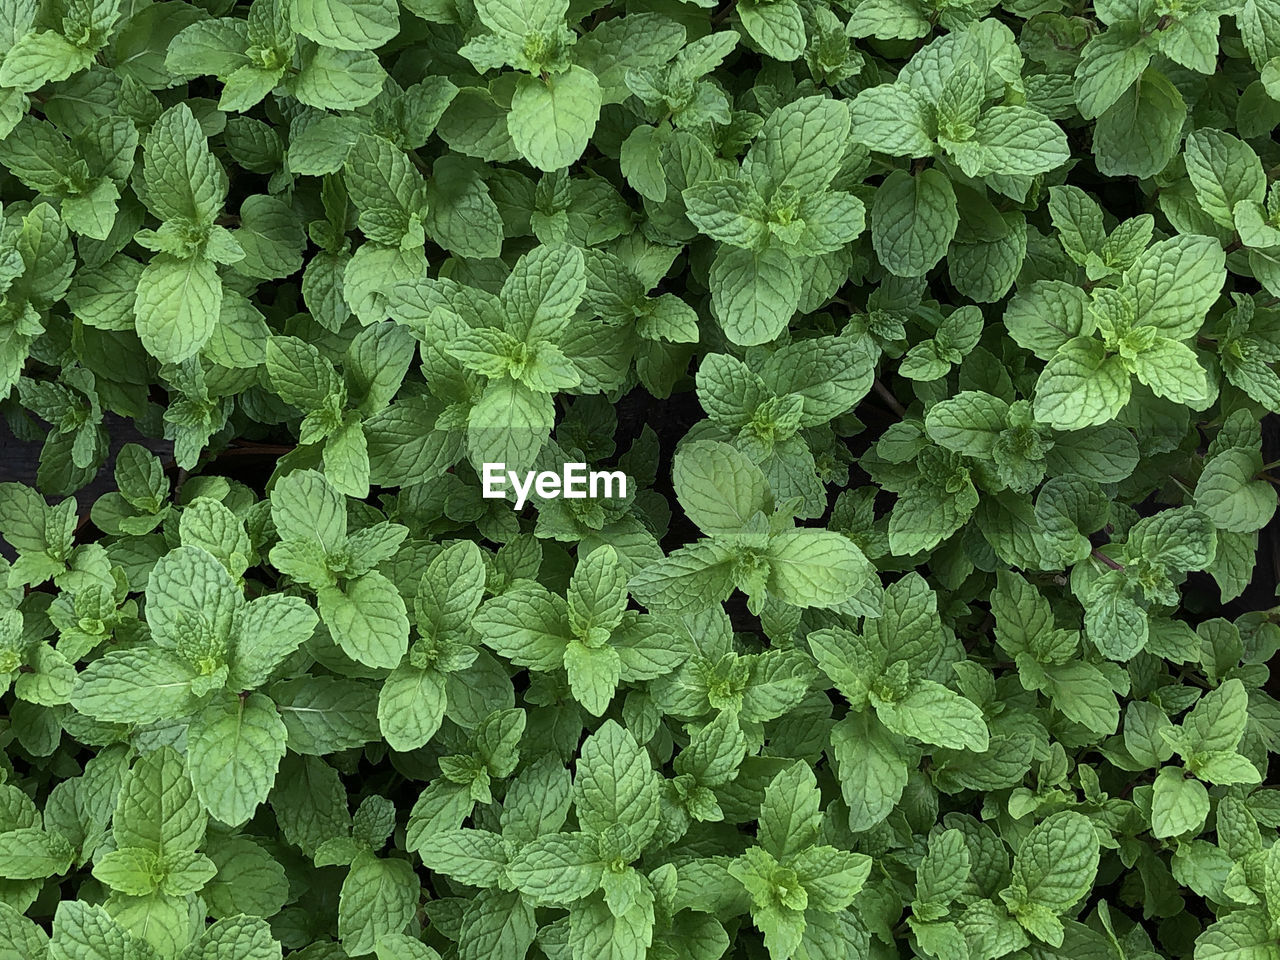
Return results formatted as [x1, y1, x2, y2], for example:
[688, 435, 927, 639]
[407, 150, 431, 175]
[873, 378, 907, 417]
[1091, 548, 1124, 571]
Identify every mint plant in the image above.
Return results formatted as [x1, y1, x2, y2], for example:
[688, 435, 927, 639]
[1, 1, 1279, 959]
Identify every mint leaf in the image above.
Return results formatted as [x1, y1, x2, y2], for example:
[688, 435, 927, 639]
[188, 692, 288, 827]
[7, 3, 1280, 957]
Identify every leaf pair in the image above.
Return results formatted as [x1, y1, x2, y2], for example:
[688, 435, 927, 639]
[630, 440, 874, 616]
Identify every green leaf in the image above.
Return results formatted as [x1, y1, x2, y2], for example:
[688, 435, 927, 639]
[92, 847, 162, 896]
[565, 642, 620, 714]
[567, 545, 628, 637]
[916, 829, 970, 908]
[70, 647, 200, 724]
[227, 594, 319, 691]
[425, 156, 504, 259]
[1195, 908, 1280, 960]
[235, 196, 305, 279]
[1033, 337, 1131, 430]
[1074, 29, 1153, 119]
[473, 583, 571, 669]
[290, 0, 400, 50]
[339, 852, 420, 956]
[871, 169, 959, 278]
[412, 829, 506, 885]
[766, 530, 871, 608]
[683, 178, 769, 248]
[507, 832, 604, 904]
[324, 418, 371, 498]
[738, 0, 805, 61]
[292, 45, 387, 109]
[1092, 68, 1184, 178]
[417, 540, 487, 639]
[187, 692, 288, 827]
[758, 762, 821, 859]
[1124, 701, 1176, 768]
[1004, 281, 1093, 360]
[509, 67, 602, 172]
[1151, 767, 1210, 838]
[743, 96, 850, 197]
[0, 827, 73, 879]
[673, 440, 770, 535]
[271, 468, 347, 554]
[969, 107, 1069, 176]
[1006, 811, 1099, 913]
[0, 32, 93, 91]
[467, 377, 555, 472]
[924, 391, 1010, 457]
[378, 664, 447, 752]
[267, 336, 341, 414]
[114, 747, 208, 858]
[573, 720, 660, 850]
[1129, 337, 1209, 405]
[48, 902, 135, 960]
[219, 65, 284, 113]
[567, 893, 655, 960]
[375, 933, 440, 960]
[1195, 448, 1277, 533]
[829, 712, 910, 832]
[474, 0, 569, 39]
[1084, 570, 1147, 661]
[888, 470, 978, 556]
[878, 681, 989, 751]
[1184, 128, 1266, 229]
[134, 255, 222, 364]
[1178, 678, 1251, 755]
[318, 571, 410, 670]
[272, 677, 380, 754]
[627, 541, 736, 616]
[1128, 235, 1226, 341]
[798, 847, 872, 913]
[709, 244, 801, 346]
[189, 916, 282, 960]
[145, 543, 240, 646]
[457, 890, 536, 960]
[849, 84, 936, 157]
[141, 104, 228, 224]
[1044, 661, 1120, 735]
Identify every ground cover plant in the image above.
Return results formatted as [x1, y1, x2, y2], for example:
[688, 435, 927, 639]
[1, 0, 1280, 957]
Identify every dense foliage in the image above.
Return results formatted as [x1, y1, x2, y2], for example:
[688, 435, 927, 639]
[1, 0, 1280, 958]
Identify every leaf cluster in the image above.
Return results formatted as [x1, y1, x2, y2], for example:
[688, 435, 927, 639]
[0, 0, 1279, 959]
